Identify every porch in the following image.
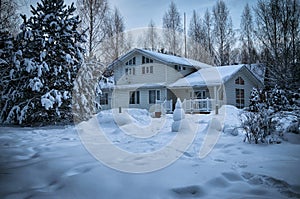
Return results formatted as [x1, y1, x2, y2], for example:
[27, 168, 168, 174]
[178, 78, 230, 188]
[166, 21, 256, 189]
[156, 98, 223, 114]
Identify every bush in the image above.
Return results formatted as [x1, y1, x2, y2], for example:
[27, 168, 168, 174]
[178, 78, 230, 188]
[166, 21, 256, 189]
[242, 85, 290, 144]
[241, 108, 275, 144]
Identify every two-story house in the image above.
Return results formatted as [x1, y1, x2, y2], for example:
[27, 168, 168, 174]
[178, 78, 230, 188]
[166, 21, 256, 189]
[99, 48, 264, 113]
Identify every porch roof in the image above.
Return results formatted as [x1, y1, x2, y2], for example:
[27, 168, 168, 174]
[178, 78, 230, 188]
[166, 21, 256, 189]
[169, 64, 245, 88]
[114, 82, 167, 90]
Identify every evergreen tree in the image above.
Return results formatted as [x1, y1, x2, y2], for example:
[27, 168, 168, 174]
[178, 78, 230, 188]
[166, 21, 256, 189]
[268, 85, 289, 112]
[3, 0, 85, 125]
[0, 30, 17, 122]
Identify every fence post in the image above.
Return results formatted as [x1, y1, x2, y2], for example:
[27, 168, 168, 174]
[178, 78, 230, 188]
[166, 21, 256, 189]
[206, 98, 209, 112]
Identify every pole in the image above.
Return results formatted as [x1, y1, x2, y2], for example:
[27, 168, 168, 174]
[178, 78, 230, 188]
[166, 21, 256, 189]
[184, 12, 187, 58]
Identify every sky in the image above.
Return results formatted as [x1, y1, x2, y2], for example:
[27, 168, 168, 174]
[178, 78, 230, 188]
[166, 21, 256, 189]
[108, 0, 258, 30]
[22, 0, 258, 31]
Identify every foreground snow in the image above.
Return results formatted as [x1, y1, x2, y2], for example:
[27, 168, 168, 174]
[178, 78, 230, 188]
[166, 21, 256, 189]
[0, 106, 300, 198]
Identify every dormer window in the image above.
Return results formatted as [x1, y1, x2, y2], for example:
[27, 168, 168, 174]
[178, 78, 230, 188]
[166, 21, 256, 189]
[235, 77, 244, 85]
[142, 56, 153, 64]
[125, 57, 136, 66]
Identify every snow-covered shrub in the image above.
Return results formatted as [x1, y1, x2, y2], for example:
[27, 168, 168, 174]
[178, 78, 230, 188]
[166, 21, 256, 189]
[249, 87, 267, 112]
[240, 107, 276, 144]
[268, 85, 289, 112]
[241, 112, 262, 144]
[242, 85, 298, 144]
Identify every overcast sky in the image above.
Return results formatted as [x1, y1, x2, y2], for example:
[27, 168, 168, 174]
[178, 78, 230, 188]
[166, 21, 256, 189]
[108, 0, 258, 30]
[22, 0, 258, 30]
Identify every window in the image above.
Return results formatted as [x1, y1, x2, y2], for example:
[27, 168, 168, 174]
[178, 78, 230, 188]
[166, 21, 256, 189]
[194, 90, 206, 99]
[129, 91, 140, 104]
[142, 66, 153, 74]
[236, 89, 245, 108]
[175, 65, 186, 71]
[235, 77, 244, 85]
[125, 67, 135, 75]
[149, 90, 160, 104]
[100, 93, 108, 105]
[125, 57, 136, 66]
[142, 56, 153, 64]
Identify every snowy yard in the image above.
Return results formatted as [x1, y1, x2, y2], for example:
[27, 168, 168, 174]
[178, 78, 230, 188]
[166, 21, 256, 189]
[1, 106, 300, 198]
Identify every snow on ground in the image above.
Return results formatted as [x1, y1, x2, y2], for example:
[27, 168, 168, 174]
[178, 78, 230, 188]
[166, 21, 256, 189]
[1, 106, 300, 198]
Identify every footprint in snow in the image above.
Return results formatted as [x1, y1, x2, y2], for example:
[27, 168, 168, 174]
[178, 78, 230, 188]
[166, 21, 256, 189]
[172, 185, 206, 198]
[63, 164, 95, 177]
[241, 172, 300, 198]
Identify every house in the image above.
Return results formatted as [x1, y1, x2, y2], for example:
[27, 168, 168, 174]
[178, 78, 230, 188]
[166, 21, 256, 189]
[99, 48, 264, 113]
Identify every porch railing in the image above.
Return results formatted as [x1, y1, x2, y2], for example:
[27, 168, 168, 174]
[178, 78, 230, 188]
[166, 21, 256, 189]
[182, 98, 222, 113]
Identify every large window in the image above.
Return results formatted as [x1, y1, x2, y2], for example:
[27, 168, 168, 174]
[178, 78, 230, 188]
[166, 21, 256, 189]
[129, 91, 140, 104]
[142, 56, 153, 64]
[149, 90, 160, 104]
[125, 57, 136, 66]
[100, 93, 108, 105]
[236, 89, 245, 108]
[235, 77, 244, 85]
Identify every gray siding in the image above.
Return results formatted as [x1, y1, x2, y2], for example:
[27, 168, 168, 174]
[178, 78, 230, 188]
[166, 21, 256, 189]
[224, 68, 263, 107]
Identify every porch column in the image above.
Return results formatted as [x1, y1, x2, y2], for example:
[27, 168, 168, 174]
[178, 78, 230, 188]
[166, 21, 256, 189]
[214, 86, 219, 114]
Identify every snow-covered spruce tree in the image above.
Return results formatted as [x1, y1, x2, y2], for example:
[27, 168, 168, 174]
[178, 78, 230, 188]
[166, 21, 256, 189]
[248, 87, 267, 112]
[268, 85, 289, 112]
[3, 0, 85, 125]
[0, 30, 17, 123]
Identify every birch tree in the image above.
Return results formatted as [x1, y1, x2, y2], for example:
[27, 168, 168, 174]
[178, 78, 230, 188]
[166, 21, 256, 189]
[255, 0, 300, 90]
[162, 1, 182, 55]
[76, 0, 109, 59]
[212, 0, 235, 66]
[240, 3, 258, 64]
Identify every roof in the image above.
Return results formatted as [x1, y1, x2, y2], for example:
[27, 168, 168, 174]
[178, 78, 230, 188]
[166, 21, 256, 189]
[110, 48, 212, 69]
[169, 64, 264, 88]
[115, 82, 167, 89]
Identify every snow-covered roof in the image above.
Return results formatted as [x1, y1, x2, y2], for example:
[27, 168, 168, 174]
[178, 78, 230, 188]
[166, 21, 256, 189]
[169, 64, 263, 88]
[115, 82, 167, 89]
[111, 48, 212, 69]
[137, 49, 212, 69]
[99, 76, 115, 89]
